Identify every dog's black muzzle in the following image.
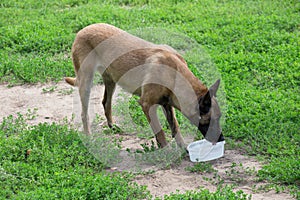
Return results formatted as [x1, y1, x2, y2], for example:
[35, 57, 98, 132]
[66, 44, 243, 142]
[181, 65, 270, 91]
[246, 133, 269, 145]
[198, 123, 224, 142]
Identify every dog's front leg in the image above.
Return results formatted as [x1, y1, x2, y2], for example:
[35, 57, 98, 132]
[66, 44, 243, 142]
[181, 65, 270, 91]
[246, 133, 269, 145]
[163, 105, 186, 148]
[102, 75, 116, 128]
[139, 101, 168, 148]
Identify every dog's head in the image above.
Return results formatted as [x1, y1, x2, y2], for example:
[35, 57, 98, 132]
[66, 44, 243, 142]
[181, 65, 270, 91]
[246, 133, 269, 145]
[198, 79, 224, 143]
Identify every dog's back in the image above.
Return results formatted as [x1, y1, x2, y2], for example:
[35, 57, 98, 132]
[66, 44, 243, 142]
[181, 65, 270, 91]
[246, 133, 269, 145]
[67, 23, 196, 94]
[68, 24, 161, 84]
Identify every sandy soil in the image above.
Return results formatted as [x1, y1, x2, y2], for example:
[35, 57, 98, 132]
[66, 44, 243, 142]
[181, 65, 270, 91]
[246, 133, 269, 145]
[0, 82, 295, 200]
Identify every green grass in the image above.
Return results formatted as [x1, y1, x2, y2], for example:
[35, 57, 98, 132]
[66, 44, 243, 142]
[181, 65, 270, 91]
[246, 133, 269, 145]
[0, 114, 149, 199]
[0, 113, 251, 199]
[0, 0, 299, 198]
[185, 162, 217, 174]
[159, 185, 251, 200]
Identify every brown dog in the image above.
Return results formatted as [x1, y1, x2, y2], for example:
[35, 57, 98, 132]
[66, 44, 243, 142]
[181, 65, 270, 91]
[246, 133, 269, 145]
[65, 23, 224, 148]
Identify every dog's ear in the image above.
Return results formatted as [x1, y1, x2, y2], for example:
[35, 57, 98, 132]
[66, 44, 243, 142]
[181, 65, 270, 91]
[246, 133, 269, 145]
[199, 91, 211, 115]
[209, 79, 220, 97]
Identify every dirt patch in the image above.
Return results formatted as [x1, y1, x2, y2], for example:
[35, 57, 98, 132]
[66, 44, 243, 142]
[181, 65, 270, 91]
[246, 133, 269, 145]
[117, 139, 294, 200]
[0, 82, 295, 200]
[0, 82, 104, 126]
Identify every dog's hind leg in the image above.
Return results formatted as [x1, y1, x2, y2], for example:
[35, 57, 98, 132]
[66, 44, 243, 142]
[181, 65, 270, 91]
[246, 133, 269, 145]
[78, 73, 94, 135]
[102, 73, 116, 128]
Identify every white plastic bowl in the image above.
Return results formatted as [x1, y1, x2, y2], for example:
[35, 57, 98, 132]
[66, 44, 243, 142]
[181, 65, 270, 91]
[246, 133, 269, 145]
[187, 139, 225, 162]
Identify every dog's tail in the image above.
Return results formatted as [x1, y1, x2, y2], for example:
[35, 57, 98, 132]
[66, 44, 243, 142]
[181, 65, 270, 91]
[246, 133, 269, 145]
[64, 77, 77, 87]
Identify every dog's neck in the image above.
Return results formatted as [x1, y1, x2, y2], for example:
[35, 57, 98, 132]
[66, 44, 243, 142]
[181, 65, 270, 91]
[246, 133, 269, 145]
[169, 66, 208, 125]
